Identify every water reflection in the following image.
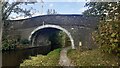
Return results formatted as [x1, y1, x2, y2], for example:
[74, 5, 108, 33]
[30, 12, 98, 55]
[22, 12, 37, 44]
[2, 45, 51, 67]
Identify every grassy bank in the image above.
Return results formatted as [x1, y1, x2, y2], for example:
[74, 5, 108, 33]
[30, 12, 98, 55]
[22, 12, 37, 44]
[68, 49, 119, 66]
[20, 48, 61, 66]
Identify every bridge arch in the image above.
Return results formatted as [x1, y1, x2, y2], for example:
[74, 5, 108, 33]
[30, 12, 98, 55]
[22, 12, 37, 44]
[29, 25, 75, 49]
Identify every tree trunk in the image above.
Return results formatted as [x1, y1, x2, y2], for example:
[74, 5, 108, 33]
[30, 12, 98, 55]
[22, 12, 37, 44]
[0, 1, 3, 50]
[0, 1, 2, 67]
[0, 1, 2, 68]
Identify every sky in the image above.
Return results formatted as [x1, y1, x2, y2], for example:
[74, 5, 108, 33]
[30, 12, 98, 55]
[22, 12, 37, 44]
[9, 1, 88, 20]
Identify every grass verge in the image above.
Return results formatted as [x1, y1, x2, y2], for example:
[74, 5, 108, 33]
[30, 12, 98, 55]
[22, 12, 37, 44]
[67, 48, 119, 66]
[20, 48, 61, 67]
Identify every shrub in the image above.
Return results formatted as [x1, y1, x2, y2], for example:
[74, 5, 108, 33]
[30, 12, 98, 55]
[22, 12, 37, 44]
[20, 39, 30, 45]
[2, 39, 16, 51]
[93, 21, 120, 57]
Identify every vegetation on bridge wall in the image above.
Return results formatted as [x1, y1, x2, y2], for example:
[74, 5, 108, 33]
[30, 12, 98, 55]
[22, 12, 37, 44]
[2, 27, 17, 51]
[2, 27, 30, 51]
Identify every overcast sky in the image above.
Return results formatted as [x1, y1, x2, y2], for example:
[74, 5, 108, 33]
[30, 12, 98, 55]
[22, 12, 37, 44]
[9, 0, 88, 20]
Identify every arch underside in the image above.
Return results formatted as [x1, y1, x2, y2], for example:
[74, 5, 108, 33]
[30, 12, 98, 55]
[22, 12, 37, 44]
[29, 25, 75, 49]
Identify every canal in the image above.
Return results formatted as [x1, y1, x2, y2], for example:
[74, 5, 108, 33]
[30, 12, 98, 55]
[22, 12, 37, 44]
[2, 45, 53, 67]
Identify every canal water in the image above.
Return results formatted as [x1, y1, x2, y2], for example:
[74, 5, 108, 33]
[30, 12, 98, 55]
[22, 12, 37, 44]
[2, 45, 52, 68]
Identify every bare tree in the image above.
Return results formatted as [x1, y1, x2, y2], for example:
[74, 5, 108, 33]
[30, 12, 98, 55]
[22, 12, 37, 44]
[0, 0, 37, 50]
[47, 9, 57, 15]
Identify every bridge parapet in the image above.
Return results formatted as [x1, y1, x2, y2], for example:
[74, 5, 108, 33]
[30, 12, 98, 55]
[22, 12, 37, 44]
[7, 15, 99, 30]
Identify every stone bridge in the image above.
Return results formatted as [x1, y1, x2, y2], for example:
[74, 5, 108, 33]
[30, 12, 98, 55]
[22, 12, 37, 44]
[7, 14, 99, 49]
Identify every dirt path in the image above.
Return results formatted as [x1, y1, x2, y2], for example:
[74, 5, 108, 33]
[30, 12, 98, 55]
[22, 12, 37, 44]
[59, 46, 74, 66]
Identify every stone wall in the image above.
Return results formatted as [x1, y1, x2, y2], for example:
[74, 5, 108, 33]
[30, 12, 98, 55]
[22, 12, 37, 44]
[7, 14, 99, 49]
